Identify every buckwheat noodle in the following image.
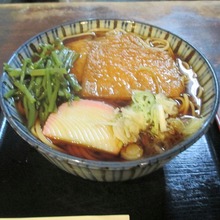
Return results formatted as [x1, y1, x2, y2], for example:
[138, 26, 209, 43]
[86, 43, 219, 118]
[30, 32, 202, 160]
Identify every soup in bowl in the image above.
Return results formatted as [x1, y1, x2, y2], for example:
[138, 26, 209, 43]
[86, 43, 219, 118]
[0, 19, 219, 181]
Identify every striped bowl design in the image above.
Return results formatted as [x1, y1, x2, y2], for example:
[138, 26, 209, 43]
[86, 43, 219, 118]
[0, 19, 219, 182]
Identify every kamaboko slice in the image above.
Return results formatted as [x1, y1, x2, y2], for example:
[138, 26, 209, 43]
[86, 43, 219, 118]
[43, 99, 123, 155]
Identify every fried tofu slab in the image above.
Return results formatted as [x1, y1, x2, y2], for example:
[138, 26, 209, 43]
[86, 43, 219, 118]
[65, 30, 184, 101]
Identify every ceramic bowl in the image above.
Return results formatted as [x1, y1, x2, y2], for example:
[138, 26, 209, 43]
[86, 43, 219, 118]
[0, 19, 219, 182]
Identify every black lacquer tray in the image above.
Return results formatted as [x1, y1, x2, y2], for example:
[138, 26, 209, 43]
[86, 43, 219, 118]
[0, 109, 220, 220]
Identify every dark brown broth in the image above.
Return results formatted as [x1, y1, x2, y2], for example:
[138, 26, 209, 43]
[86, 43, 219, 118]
[58, 33, 203, 160]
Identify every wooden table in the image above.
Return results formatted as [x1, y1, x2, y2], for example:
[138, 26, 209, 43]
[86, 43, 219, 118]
[0, 1, 220, 85]
[0, 2, 220, 220]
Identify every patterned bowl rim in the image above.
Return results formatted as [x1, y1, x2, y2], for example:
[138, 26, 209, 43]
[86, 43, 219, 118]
[0, 19, 219, 170]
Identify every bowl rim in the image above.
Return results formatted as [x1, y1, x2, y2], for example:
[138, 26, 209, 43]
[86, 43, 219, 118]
[0, 18, 219, 170]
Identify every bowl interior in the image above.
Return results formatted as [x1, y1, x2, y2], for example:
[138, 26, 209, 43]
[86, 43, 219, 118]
[0, 19, 219, 169]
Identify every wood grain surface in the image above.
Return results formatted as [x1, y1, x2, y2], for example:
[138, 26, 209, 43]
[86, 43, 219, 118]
[0, 1, 220, 84]
[0, 2, 220, 220]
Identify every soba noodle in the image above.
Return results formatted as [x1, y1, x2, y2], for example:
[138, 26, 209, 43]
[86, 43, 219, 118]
[28, 29, 203, 161]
